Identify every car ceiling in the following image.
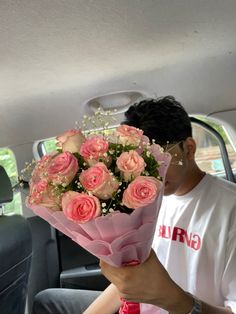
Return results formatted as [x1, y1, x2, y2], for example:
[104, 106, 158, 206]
[1, 0, 236, 148]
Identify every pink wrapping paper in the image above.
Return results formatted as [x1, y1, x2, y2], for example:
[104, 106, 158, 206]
[29, 181, 164, 267]
[140, 304, 162, 313]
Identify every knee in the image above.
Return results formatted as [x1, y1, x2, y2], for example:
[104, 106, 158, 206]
[33, 289, 59, 314]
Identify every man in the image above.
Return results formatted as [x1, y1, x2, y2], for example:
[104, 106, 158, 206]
[33, 96, 236, 314]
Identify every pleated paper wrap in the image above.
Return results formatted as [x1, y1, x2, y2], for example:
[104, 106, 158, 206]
[29, 183, 163, 267]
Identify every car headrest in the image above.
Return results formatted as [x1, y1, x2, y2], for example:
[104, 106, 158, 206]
[0, 166, 13, 204]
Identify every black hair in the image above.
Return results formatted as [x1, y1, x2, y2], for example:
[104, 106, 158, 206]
[123, 96, 192, 146]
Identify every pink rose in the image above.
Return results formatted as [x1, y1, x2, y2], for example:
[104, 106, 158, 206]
[122, 176, 162, 209]
[116, 150, 146, 182]
[56, 129, 86, 153]
[79, 162, 119, 200]
[115, 124, 143, 146]
[47, 152, 78, 186]
[28, 180, 61, 210]
[149, 144, 172, 178]
[31, 153, 56, 184]
[62, 191, 101, 223]
[79, 136, 109, 166]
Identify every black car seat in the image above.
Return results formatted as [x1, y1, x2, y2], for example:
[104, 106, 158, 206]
[0, 165, 32, 314]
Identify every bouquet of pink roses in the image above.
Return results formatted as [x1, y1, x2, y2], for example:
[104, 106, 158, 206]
[26, 122, 171, 314]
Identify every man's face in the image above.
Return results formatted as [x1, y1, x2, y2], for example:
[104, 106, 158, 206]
[163, 141, 189, 196]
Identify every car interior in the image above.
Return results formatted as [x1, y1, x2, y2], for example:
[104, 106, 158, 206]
[0, 1, 236, 313]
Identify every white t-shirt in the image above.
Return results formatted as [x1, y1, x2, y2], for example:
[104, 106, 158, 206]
[141, 174, 236, 314]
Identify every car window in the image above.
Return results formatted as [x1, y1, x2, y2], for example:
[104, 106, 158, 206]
[42, 138, 57, 155]
[0, 148, 22, 215]
[192, 117, 236, 178]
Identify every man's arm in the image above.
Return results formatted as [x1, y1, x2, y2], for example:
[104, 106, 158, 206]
[83, 283, 121, 314]
[100, 250, 233, 314]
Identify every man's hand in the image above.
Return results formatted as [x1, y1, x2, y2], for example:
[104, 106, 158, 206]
[100, 250, 193, 314]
